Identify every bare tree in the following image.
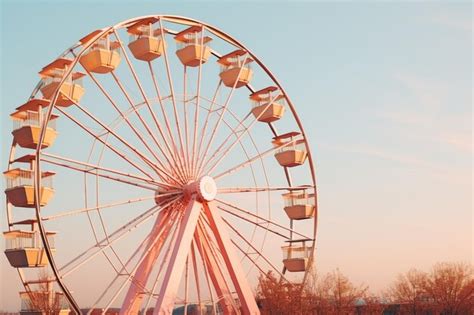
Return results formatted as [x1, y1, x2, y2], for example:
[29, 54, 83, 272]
[24, 271, 64, 314]
[424, 262, 473, 315]
[303, 268, 368, 315]
[304, 267, 332, 314]
[256, 271, 309, 314]
[359, 295, 385, 315]
[387, 268, 431, 314]
[325, 269, 368, 314]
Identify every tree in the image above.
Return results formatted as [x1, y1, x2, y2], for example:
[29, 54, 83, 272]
[387, 268, 431, 314]
[304, 267, 332, 314]
[256, 271, 308, 314]
[325, 269, 368, 314]
[23, 271, 64, 314]
[424, 262, 473, 315]
[359, 295, 385, 315]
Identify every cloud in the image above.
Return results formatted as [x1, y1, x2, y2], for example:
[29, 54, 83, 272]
[378, 71, 471, 153]
[431, 13, 472, 32]
[321, 143, 441, 171]
[439, 131, 472, 153]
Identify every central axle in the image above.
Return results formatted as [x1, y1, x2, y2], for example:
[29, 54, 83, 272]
[183, 175, 217, 202]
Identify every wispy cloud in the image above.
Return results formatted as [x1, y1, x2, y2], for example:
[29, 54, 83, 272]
[431, 13, 472, 32]
[321, 143, 443, 171]
[439, 131, 472, 153]
[378, 71, 471, 153]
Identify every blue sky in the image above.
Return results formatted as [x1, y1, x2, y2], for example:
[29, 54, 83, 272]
[1, 1, 472, 311]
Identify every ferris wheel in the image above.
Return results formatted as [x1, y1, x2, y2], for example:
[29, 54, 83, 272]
[4, 15, 318, 314]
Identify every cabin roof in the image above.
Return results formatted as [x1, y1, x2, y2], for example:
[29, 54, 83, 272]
[79, 29, 104, 45]
[273, 131, 301, 140]
[39, 58, 73, 77]
[126, 17, 160, 35]
[218, 49, 253, 66]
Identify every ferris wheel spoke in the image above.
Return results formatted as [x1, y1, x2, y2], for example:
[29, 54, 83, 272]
[59, 197, 179, 278]
[195, 56, 251, 177]
[81, 69, 179, 183]
[218, 206, 289, 240]
[69, 99, 177, 182]
[183, 66, 189, 174]
[190, 26, 206, 178]
[41, 152, 175, 189]
[108, 71, 185, 184]
[203, 92, 284, 176]
[111, 30, 185, 181]
[42, 156, 159, 191]
[215, 198, 312, 240]
[218, 186, 312, 194]
[87, 226, 157, 314]
[146, 61, 189, 183]
[55, 106, 160, 181]
[199, 111, 252, 176]
[158, 19, 187, 174]
[222, 217, 290, 283]
[212, 138, 298, 180]
[193, 81, 222, 178]
[42, 195, 159, 222]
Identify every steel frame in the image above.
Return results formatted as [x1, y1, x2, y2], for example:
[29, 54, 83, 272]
[4, 14, 319, 315]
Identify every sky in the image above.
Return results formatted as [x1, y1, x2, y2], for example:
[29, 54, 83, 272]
[0, 0, 472, 312]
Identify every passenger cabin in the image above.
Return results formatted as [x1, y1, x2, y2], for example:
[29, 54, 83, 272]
[282, 189, 316, 220]
[282, 240, 313, 272]
[20, 290, 70, 315]
[4, 155, 55, 208]
[218, 49, 253, 88]
[273, 132, 308, 167]
[4, 230, 56, 268]
[39, 58, 85, 107]
[175, 26, 212, 67]
[10, 99, 58, 149]
[79, 31, 121, 73]
[250, 86, 286, 123]
[127, 18, 167, 62]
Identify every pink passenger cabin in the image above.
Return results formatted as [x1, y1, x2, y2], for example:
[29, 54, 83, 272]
[79, 31, 121, 74]
[39, 58, 85, 107]
[282, 190, 316, 220]
[250, 86, 286, 123]
[218, 49, 253, 88]
[273, 132, 308, 167]
[282, 240, 313, 272]
[175, 25, 212, 67]
[4, 155, 55, 208]
[10, 99, 58, 149]
[127, 18, 167, 62]
[3, 230, 56, 268]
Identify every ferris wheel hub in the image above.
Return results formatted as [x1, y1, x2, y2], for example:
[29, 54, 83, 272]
[183, 175, 217, 202]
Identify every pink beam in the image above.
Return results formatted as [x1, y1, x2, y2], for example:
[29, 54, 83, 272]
[202, 202, 260, 314]
[195, 221, 236, 314]
[120, 209, 175, 314]
[153, 199, 203, 314]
